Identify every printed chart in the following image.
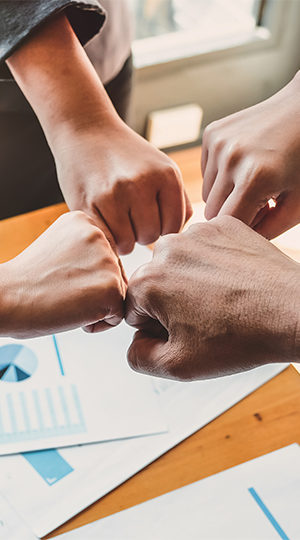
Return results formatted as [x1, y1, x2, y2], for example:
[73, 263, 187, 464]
[0, 380, 86, 446]
[0, 344, 38, 382]
[0, 324, 166, 455]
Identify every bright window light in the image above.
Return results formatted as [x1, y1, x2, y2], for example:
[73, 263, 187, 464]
[128, 0, 265, 67]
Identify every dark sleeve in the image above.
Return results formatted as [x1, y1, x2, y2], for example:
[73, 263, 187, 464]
[0, 1, 106, 79]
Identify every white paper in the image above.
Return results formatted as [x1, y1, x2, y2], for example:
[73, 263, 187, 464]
[0, 492, 37, 540]
[0, 362, 286, 537]
[54, 444, 300, 540]
[0, 327, 166, 455]
[0, 245, 288, 537]
[0, 246, 165, 455]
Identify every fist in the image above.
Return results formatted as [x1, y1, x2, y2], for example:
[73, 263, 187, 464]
[126, 217, 299, 380]
[55, 121, 193, 255]
[3, 211, 126, 338]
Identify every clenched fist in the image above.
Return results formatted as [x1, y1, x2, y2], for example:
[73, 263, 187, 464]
[55, 120, 192, 255]
[0, 212, 126, 338]
[126, 217, 299, 380]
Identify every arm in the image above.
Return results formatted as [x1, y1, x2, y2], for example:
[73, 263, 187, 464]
[126, 217, 300, 381]
[0, 0, 105, 78]
[6, 14, 192, 254]
[201, 72, 300, 239]
[0, 212, 125, 339]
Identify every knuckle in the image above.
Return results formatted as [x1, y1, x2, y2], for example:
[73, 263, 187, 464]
[223, 142, 243, 169]
[212, 135, 226, 153]
[213, 214, 237, 231]
[153, 235, 176, 260]
[130, 265, 161, 305]
[113, 177, 134, 201]
[163, 162, 182, 183]
[86, 224, 106, 245]
[138, 230, 160, 246]
[117, 239, 135, 255]
[241, 161, 276, 193]
[203, 121, 216, 141]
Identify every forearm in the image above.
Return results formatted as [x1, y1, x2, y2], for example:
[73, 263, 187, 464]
[264, 262, 300, 362]
[0, 262, 20, 337]
[6, 14, 118, 152]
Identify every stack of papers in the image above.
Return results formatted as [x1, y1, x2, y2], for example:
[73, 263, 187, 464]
[54, 444, 300, 539]
[0, 246, 288, 538]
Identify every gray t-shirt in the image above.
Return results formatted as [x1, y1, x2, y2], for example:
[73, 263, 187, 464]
[0, 0, 132, 84]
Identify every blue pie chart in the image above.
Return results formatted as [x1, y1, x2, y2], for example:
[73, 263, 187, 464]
[0, 344, 38, 382]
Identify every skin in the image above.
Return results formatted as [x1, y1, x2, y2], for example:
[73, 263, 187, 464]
[7, 14, 192, 255]
[0, 212, 126, 339]
[201, 71, 300, 240]
[126, 216, 300, 381]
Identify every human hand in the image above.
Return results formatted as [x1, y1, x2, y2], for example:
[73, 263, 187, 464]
[126, 216, 300, 380]
[0, 212, 126, 338]
[6, 14, 192, 255]
[54, 118, 192, 255]
[201, 72, 300, 239]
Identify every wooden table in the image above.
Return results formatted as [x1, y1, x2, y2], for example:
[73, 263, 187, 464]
[0, 147, 299, 538]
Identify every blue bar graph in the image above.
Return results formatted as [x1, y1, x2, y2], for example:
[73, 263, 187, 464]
[23, 449, 74, 486]
[248, 487, 290, 540]
[0, 383, 86, 446]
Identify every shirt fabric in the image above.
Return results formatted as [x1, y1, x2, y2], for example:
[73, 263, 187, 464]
[0, 0, 132, 84]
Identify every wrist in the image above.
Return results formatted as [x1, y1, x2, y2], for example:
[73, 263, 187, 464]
[0, 261, 21, 337]
[49, 103, 121, 158]
[271, 263, 300, 362]
[7, 13, 119, 154]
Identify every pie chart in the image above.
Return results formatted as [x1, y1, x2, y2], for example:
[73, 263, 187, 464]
[0, 344, 38, 383]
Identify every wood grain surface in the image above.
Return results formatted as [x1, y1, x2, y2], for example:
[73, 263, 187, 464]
[0, 146, 299, 538]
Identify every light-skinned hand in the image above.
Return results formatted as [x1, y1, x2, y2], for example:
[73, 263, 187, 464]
[201, 72, 300, 239]
[0, 212, 126, 338]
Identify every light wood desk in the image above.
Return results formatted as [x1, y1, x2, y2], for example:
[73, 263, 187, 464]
[0, 147, 299, 538]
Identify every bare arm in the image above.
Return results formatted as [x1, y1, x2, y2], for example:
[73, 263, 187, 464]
[7, 14, 192, 254]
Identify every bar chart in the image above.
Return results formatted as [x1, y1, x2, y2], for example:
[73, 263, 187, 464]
[0, 381, 86, 447]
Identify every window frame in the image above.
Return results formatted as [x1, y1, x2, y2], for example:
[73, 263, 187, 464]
[131, 0, 300, 137]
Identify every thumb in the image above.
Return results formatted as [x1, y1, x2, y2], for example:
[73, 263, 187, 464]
[127, 330, 173, 378]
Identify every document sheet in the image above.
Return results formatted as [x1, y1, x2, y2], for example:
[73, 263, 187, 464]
[0, 492, 37, 540]
[0, 362, 286, 537]
[55, 444, 300, 540]
[0, 246, 288, 537]
[0, 326, 166, 455]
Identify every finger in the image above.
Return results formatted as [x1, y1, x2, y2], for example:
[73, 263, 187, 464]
[118, 258, 128, 288]
[125, 278, 154, 329]
[250, 203, 270, 229]
[127, 330, 173, 378]
[184, 190, 193, 224]
[204, 172, 233, 220]
[158, 174, 186, 235]
[83, 314, 123, 333]
[130, 196, 161, 245]
[88, 209, 118, 254]
[202, 152, 218, 202]
[218, 184, 265, 226]
[254, 193, 300, 239]
[100, 204, 136, 255]
[201, 144, 208, 177]
[83, 301, 125, 333]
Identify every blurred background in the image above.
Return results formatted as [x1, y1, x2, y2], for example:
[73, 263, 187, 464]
[127, 0, 300, 141]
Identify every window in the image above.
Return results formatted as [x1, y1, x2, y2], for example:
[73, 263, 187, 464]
[128, 0, 264, 67]
[130, 0, 300, 139]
